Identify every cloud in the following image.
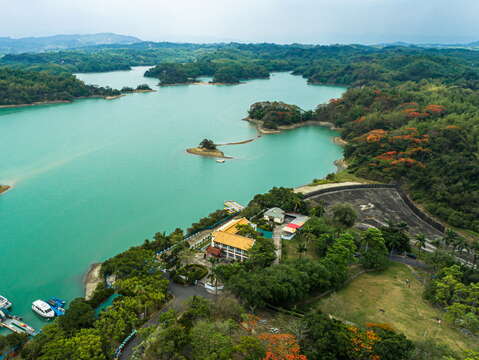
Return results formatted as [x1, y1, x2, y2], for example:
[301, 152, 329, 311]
[0, 0, 477, 44]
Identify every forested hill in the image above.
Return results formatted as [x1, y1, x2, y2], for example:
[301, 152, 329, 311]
[313, 82, 479, 232]
[0, 68, 120, 106]
[0, 33, 141, 54]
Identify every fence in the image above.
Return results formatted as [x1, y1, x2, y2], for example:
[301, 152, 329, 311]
[303, 183, 445, 233]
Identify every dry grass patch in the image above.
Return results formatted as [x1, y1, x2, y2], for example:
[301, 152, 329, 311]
[317, 262, 478, 354]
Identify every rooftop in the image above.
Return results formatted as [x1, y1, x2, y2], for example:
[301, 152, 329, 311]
[264, 207, 285, 218]
[217, 217, 251, 234]
[212, 231, 255, 251]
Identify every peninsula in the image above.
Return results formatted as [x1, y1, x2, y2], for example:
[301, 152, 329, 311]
[0, 185, 11, 194]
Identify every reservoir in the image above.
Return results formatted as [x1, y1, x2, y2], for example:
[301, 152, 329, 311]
[0, 67, 345, 330]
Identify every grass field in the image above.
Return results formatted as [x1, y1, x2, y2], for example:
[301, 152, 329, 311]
[316, 262, 478, 354]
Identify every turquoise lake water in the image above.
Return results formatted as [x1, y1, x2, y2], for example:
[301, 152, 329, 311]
[0, 67, 345, 331]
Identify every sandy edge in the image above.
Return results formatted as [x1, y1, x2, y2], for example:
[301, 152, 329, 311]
[0, 185, 12, 195]
[84, 263, 103, 300]
[186, 147, 232, 159]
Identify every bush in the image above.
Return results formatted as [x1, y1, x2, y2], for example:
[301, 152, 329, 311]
[86, 282, 115, 308]
[173, 264, 208, 285]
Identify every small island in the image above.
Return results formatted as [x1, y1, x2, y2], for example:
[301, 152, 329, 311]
[186, 138, 230, 158]
[120, 84, 155, 93]
[0, 185, 11, 195]
[245, 101, 338, 134]
[144, 61, 269, 85]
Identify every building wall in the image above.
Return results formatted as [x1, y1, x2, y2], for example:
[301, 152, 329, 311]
[212, 241, 248, 261]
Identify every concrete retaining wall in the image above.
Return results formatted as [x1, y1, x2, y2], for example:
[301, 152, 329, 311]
[304, 183, 445, 233]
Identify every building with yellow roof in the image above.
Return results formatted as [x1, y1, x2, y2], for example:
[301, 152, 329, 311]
[211, 217, 256, 261]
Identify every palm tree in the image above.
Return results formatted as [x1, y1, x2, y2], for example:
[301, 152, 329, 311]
[297, 240, 308, 259]
[415, 233, 427, 254]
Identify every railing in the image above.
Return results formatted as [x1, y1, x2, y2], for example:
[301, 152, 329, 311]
[304, 183, 445, 233]
[113, 329, 137, 359]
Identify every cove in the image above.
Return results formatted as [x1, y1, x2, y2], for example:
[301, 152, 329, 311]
[0, 67, 345, 330]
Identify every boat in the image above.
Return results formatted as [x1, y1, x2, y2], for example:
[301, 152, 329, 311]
[216, 159, 225, 163]
[46, 297, 66, 316]
[32, 300, 55, 319]
[0, 295, 12, 309]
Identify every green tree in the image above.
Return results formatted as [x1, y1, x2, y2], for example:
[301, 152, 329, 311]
[331, 203, 357, 228]
[58, 298, 95, 335]
[360, 228, 389, 270]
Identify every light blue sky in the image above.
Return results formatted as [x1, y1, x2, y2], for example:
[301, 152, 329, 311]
[1, 0, 478, 44]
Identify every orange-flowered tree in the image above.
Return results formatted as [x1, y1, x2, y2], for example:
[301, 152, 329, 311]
[258, 333, 307, 360]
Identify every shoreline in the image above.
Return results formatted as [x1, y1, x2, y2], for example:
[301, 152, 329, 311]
[186, 147, 232, 159]
[0, 90, 155, 109]
[244, 117, 343, 135]
[0, 185, 12, 195]
[84, 263, 103, 300]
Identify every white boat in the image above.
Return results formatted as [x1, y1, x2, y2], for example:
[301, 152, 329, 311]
[216, 159, 225, 163]
[0, 295, 12, 309]
[32, 300, 55, 319]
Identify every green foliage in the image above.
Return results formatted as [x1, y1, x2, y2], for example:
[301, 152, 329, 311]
[425, 264, 479, 334]
[0, 67, 119, 105]
[199, 138, 217, 150]
[101, 247, 157, 279]
[58, 298, 96, 335]
[316, 81, 479, 232]
[172, 264, 208, 285]
[39, 328, 106, 360]
[86, 282, 115, 308]
[248, 101, 307, 128]
[245, 237, 276, 269]
[224, 233, 356, 309]
[380, 222, 411, 254]
[331, 203, 358, 228]
[187, 209, 230, 234]
[247, 187, 307, 214]
[359, 228, 390, 270]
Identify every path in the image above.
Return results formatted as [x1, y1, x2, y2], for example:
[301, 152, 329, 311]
[273, 226, 282, 264]
[118, 274, 215, 359]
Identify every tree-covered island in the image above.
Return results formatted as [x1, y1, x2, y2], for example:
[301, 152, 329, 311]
[186, 138, 228, 158]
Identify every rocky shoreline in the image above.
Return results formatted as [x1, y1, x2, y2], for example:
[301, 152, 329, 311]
[244, 117, 343, 134]
[84, 263, 103, 300]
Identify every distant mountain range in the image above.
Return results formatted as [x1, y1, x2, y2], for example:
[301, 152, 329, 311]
[0, 33, 142, 53]
[376, 40, 479, 49]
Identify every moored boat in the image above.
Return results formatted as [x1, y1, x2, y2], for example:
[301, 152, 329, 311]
[216, 159, 225, 163]
[46, 297, 66, 316]
[32, 300, 55, 319]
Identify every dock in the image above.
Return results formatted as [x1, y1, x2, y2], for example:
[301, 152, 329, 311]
[0, 310, 36, 336]
[224, 200, 244, 214]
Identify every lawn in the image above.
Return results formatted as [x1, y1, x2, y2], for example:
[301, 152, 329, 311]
[281, 238, 320, 262]
[315, 262, 478, 354]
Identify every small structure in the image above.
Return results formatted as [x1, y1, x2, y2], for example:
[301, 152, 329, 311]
[224, 200, 245, 214]
[210, 218, 256, 261]
[264, 207, 285, 224]
[206, 246, 222, 258]
[281, 214, 310, 240]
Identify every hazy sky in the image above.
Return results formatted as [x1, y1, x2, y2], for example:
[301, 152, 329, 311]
[1, 0, 478, 44]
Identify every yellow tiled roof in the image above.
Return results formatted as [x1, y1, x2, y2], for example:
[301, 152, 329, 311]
[212, 231, 255, 251]
[218, 217, 251, 234]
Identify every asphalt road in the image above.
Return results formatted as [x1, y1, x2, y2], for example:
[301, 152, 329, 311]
[118, 274, 215, 359]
